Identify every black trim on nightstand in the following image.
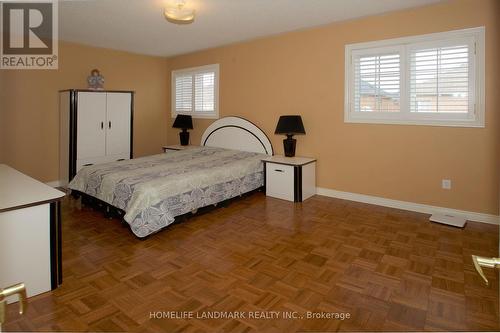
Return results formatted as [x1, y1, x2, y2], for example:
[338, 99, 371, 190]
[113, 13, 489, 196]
[294, 166, 302, 202]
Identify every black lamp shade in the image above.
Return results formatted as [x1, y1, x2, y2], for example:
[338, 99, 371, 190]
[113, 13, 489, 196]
[274, 115, 305, 135]
[172, 114, 193, 130]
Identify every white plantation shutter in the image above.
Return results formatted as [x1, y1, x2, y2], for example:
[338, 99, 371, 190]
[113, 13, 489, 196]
[172, 64, 219, 118]
[353, 52, 401, 112]
[345, 28, 483, 127]
[410, 42, 471, 113]
[175, 74, 193, 112]
[194, 71, 215, 112]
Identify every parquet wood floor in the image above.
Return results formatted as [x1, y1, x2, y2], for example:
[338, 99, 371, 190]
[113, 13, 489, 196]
[4, 193, 499, 332]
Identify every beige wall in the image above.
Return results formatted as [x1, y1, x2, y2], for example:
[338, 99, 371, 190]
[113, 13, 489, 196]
[167, 0, 500, 215]
[0, 0, 497, 215]
[0, 41, 169, 182]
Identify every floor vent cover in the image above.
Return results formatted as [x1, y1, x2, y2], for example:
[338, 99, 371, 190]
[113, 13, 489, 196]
[429, 214, 467, 228]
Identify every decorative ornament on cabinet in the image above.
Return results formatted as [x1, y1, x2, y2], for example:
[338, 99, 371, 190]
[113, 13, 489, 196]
[87, 69, 105, 90]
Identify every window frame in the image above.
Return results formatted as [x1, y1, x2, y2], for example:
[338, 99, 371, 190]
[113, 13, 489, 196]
[344, 27, 485, 127]
[171, 63, 220, 119]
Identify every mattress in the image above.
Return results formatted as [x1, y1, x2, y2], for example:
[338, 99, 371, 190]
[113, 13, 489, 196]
[69, 146, 265, 237]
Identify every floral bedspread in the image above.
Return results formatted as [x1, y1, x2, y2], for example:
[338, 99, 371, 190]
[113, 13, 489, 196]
[69, 147, 265, 237]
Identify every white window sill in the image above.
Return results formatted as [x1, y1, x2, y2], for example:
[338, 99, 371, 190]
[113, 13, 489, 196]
[344, 116, 485, 128]
[172, 112, 219, 120]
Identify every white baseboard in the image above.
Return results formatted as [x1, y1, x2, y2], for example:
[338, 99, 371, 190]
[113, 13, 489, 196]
[41, 181, 499, 225]
[316, 187, 499, 225]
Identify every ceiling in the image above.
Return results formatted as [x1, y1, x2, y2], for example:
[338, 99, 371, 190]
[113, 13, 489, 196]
[59, 0, 442, 57]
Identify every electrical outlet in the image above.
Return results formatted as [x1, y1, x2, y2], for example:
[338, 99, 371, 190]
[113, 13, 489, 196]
[442, 179, 451, 190]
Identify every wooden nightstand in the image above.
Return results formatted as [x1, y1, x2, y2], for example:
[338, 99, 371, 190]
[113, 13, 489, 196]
[262, 155, 316, 202]
[162, 145, 196, 152]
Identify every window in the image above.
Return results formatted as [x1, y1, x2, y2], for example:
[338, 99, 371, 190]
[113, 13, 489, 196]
[353, 48, 401, 114]
[345, 27, 484, 127]
[172, 64, 219, 118]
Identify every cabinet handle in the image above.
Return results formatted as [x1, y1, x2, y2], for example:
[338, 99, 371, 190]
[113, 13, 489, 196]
[0, 283, 27, 326]
[83, 163, 93, 167]
[117, 159, 125, 161]
[471, 255, 500, 285]
[108, 121, 111, 129]
[100, 121, 104, 129]
[274, 169, 284, 173]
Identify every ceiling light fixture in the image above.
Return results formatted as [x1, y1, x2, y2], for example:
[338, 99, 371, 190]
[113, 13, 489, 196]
[164, 0, 195, 25]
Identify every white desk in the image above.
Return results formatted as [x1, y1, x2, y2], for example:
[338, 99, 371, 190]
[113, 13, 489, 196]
[0, 165, 65, 302]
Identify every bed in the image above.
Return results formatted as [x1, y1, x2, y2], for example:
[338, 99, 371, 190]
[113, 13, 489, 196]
[68, 117, 273, 238]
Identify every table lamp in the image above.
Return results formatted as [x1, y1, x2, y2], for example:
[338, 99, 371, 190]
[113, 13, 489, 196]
[274, 115, 305, 157]
[172, 114, 193, 146]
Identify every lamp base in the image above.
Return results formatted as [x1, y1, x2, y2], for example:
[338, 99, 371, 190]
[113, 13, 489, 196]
[179, 131, 190, 146]
[283, 136, 296, 157]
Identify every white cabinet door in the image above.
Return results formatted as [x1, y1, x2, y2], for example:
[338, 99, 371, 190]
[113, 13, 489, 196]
[105, 92, 131, 158]
[266, 163, 295, 201]
[76, 92, 106, 159]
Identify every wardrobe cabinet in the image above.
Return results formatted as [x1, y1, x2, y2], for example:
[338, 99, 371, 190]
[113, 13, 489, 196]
[59, 90, 134, 185]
